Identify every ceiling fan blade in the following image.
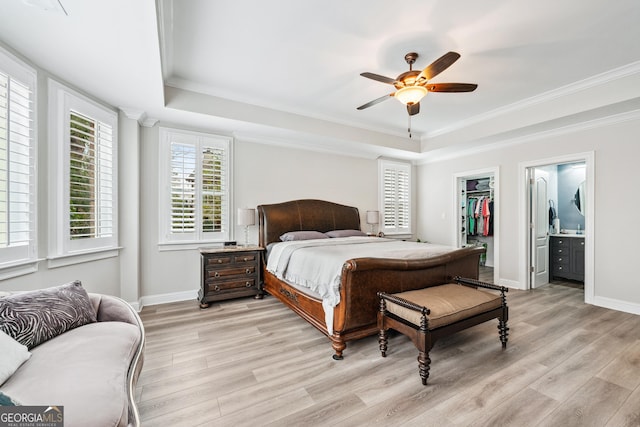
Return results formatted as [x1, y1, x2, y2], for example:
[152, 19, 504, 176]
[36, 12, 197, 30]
[407, 102, 420, 116]
[357, 93, 394, 110]
[426, 83, 478, 92]
[416, 51, 461, 82]
[360, 72, 396, 85]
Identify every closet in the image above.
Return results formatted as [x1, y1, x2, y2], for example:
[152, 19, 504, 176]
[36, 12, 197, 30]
[458, 175, 495, 267]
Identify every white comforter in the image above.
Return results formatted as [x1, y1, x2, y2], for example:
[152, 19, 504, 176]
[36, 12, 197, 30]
[266, 237, 455, 334]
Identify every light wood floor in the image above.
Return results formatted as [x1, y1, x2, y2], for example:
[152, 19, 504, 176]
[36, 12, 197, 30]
[136, 272, 640, 426]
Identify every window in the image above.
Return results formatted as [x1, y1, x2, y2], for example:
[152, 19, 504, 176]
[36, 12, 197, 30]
[48, 79, 118, 264]
[379, 159, 412, 235]
[0, 47, 37, 273]
[159, 127, 231, 246]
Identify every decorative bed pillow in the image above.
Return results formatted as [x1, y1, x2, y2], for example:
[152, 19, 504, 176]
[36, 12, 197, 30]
[279, 231, 329, 242]
[0, 330, 31, 385]
[325, 229, 367, 238]
[0, 280, 97, 349]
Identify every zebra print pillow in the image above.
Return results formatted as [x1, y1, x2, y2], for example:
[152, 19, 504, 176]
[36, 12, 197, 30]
[0, 281, 97, 349]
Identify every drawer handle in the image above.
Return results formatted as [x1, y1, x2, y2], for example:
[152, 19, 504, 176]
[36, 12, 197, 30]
[558, 249, 563, 253]
[558, 258, 563, 262]
[243, 257, 249, 262]
[558, 266, 563, 270]
[214, 285, 220, 291]
[217, 259, 223, 264]
[214, 271, 220, 278]
[245, 282, 251, 287]
[558, 240, 563, 244]
[246, 268, 252, 274]
[581, 241, 585, 246]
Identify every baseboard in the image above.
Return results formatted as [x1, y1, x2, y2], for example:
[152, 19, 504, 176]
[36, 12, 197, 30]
[592, 295, 640, 316]
[498, 278, 523, 290]
[139, 289, 198, 309]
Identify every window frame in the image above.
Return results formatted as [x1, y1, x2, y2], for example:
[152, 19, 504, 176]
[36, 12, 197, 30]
[0, 46, 38, 278]
[158, 127, 232, 249]
[47, 78, 119, 267]
[378, 158, 413, 237]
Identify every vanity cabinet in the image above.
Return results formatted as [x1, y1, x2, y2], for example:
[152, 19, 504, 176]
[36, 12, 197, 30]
[550, 236, 584, 282]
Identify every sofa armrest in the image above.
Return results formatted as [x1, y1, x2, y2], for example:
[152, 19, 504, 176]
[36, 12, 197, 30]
[89, 293, 139, 325]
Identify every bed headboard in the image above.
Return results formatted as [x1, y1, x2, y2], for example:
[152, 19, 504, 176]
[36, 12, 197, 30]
[257, 199, 361, 247]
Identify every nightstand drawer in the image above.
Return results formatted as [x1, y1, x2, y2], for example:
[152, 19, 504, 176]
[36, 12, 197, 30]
[206, 278, 257, 294]
[205, 265, 257, 279]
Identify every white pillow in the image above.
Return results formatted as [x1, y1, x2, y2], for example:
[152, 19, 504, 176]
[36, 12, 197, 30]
[0, 330, 31, 385]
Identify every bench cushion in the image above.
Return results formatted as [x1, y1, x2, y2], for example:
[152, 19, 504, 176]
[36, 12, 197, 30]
[387, 283, 502, 329]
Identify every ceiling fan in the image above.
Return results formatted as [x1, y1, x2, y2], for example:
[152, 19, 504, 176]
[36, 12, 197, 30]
[357, 51, 477, 136]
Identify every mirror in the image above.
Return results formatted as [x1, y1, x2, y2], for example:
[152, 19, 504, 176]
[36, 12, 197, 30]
[574, 181, 585, 216]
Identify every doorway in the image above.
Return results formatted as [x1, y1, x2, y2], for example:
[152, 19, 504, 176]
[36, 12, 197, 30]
[454, 167, 499, 285]
[520, 152, 594, 303]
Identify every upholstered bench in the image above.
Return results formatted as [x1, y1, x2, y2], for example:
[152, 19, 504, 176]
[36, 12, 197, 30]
[377, 276, 508, 385]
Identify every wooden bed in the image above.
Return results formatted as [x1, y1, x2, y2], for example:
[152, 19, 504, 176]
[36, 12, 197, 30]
[257, 199, 484, 359]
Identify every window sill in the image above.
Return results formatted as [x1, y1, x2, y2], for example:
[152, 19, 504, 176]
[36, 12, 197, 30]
[47, 247, 121, 269]
[0, 259, 43, 280]
[158, 241, 226, 252]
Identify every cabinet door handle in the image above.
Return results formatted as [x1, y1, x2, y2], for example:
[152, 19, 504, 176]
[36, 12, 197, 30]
[214, 285, 220, 291]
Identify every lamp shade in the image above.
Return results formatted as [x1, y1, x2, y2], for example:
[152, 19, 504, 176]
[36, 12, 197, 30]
[237, 208, 255, 226]
[394, 86, 427, 105]
[366, 210, 379, 225]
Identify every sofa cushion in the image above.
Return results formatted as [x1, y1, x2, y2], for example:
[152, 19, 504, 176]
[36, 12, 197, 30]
[387, 284, 502, 329]
[1, 321, 140, 427]
[0, 281, 96, 349]
[0, 330, 31, 385]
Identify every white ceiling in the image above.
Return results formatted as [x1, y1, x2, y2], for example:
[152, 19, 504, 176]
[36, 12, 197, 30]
[1, 0, 639, 160]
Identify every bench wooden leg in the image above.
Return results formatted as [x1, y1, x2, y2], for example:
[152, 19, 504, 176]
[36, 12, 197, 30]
[418, 350, 431, 385]
[499, 319, 509, 348]
[379, 328, 388, 357]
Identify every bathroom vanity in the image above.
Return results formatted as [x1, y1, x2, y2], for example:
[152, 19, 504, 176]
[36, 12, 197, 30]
[550, 234, 585, 282]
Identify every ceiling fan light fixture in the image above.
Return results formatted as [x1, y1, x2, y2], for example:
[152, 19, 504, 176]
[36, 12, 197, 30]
[394, 86, 427, 105]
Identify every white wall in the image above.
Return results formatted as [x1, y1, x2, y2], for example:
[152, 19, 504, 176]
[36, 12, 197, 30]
[417, 115, 640, 309]
[139, 126, 378, 301]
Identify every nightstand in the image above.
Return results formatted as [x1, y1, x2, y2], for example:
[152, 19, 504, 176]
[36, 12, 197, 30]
[198, 246, 265, 308]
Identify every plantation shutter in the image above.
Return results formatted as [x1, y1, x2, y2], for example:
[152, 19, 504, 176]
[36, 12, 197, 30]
[0, 60, 36, 265]
[170, 142, 196, 233]
[201, 145, 227, 233]
[161, 128, 230, 244]
[69, 110, 114, 240]
[380, 160, 412, 235]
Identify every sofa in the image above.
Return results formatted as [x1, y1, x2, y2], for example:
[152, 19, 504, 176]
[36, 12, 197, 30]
[0, 281, 145, 427]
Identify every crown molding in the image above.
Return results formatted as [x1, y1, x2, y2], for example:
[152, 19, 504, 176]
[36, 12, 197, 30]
[424, 60, 640, 140]
[417, 108, 640, 165]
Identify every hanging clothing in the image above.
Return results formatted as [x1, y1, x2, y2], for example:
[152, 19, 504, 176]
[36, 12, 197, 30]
[482, 198, 491, 236]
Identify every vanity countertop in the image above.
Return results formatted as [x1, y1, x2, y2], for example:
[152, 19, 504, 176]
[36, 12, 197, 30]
[550, 233, 585, 238]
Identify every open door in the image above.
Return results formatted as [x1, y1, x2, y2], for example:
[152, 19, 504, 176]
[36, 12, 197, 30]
[529, 169, 550, 288]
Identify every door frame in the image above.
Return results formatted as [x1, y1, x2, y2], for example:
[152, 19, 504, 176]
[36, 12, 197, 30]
[453, 166, 500, 286]
[519, 151, 594, 303]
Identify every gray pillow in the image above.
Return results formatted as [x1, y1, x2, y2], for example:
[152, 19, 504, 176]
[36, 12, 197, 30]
[0, 281, 97, 349]
[325, 229, 367, 238]
[279, 231, 329, 242]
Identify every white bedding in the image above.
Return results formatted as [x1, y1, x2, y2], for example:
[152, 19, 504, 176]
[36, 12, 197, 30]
[266, 237, 455, 334]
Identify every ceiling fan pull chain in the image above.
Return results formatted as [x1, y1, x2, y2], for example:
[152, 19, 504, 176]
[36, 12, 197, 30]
[408, 115, 412, 138]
